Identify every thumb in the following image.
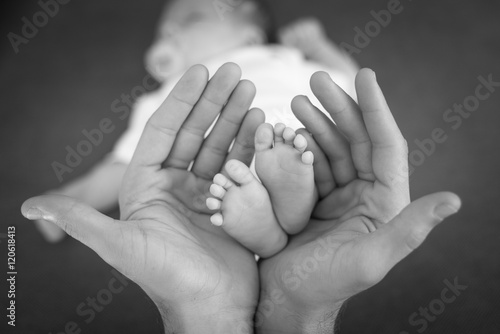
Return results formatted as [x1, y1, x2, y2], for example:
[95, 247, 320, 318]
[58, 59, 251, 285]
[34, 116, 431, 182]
[21, 194, 120, 263]
[366, 191, 461, 279]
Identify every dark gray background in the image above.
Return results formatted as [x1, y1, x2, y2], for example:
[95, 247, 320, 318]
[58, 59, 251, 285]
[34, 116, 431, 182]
[1, 0, 499, 333]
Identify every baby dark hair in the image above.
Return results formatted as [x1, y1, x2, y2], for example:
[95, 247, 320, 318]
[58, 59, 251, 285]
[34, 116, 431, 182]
[211, 0, 277, 43]
[162, 0, 277, 43]
[243, 0, 277, 44]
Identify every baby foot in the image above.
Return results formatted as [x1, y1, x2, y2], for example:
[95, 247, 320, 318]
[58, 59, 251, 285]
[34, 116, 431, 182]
[255, 123, 316, 234]
[206, 159, 288, 258]
[278, 17, 329, 59]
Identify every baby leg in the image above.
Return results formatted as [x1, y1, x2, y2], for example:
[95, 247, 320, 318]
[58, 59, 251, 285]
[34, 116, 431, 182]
[206, 159, 288, 258]
[255, 123, 316, 234]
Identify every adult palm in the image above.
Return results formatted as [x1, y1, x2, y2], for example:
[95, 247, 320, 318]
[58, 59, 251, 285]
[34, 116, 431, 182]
[257, 69, 461, 333]
[22, 63, 262, 333]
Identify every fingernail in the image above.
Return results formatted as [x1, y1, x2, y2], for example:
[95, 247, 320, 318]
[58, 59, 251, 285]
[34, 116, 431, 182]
[25, 207, 43, 220]
[434, 204, 458, 220]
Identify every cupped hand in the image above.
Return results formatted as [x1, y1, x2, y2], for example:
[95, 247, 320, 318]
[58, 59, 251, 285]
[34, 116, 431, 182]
[22, 63, 263, 334]
[256, 69, 461, 333]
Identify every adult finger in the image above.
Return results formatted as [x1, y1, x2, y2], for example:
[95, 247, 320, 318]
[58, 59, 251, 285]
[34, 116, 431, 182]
[21, 195, 123, 267]
[152, 108, 264, 216]
[291, 95, 356, 186]
[224, 108, 265, 169]
[360, 192, 461, 286]
[164, 62, 242, 169]
[179, 108, 264, 214]
[310, 71, 374, 181]
[130, 64, 209, 168]
[355, 69, 409, 187]
[191, 79, 256, 179]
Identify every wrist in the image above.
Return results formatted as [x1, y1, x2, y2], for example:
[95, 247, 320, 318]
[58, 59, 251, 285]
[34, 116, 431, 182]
[300, 307, 341, 334]
[258, 306, 340, 334]
[157, 300, 254, 334]
[255, 287, 343, 334]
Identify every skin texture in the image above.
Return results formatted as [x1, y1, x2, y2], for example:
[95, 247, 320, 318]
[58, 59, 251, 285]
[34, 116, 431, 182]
[22, 63, 263, 334]
[255, 69, 461, 333]
[22, 65, 461, 333]
[206, 124, 315, 258]
[254, 124, 316, 235]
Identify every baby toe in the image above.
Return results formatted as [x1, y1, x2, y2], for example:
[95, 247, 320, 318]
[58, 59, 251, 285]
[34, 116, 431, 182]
[273, 123, 286, 144]
[255, 123, 274, 151]
[225, 159, 255, 186]
[209, 184, 226, 199]
[210, 213, 224, 227]
[206, 198, 222, 211]
[301, 151, 314, 165]
[293, 134, 308, 153]
[213, 173, 233, 189]
[283, 127, 296, 145]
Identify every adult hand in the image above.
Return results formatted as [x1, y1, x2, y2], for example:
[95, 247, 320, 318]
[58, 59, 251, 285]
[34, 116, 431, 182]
[256, 69, 461, 333]
[22, 63, 263, 334]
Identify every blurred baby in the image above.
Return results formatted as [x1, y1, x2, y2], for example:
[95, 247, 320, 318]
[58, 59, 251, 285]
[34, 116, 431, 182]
[36, 0, 359, 257]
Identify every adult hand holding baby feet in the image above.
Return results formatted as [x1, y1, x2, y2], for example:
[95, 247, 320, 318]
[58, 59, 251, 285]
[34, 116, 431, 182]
[255, 69, 462, 333]
[206, 122, 316, 258]
[22, 63, 263, 334]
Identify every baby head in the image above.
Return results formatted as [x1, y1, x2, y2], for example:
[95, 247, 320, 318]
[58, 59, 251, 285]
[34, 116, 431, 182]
[145, 0, 275, 82]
